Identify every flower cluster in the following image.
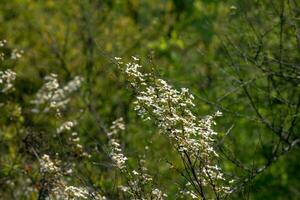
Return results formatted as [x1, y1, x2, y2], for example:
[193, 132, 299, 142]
[0, 69, 16, 93]
[0, 41, 23, 93]
[57, 121, 78, 134]
[40, 154, 61, 175]
[31, 74, 83, 115]
[152, 188, 167, 199]
[57, 120, 90, 158]
[10, 48, 23, 60]
[0, 39, 23, 61]
[0, 40, 6, 47]
[107, 117, 167, 199]
[119, 158, 167, 200]
[122, 58, 232, 197]
[39, 154, 105, 200]
[107, 118, 127, 170]
[0, 40, 7, 61]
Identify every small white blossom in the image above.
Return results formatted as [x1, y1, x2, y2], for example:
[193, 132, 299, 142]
[152, 188, 167, 199]
[122, 58, 232, 196]
[132, 55, 139, 61]
[40, 154, 60, 175]
[132, 170, 139, 175]
[107, 118, 128, 170]
[64, 186, 89, 199]
[0, 40, 7, 47]
[57, 121, 77, 134]
[0, 69, 16, 93]
[10, 49, 23, 60]
[39, 154, 103, 199]
[31, 74, 83, 114]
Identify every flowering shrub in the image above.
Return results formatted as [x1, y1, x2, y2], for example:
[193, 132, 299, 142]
[2, 1, 300, 199]
[0, 40, 97, 199]
[0, 69, 16, 93]
[107, 118, 167, 199]
[0, 38, 232, 199]
[39, 154, 105, 200]
[31, 73, 83, 116]
[2, 36, 296, 200]
[121, 57, 232, 199]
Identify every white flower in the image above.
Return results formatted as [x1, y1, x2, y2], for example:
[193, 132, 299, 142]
[57, 121, 77, 134]
[132, 170, 139, 175]
[10, 49, 23, 59]
[152, 188, 167, 199]
[64, 186, 89, 199]
[31, 74, 83, 114]
[131, 55, 139, 61]
[40, 154, 60, 174]
[0, 40, 7, 47]
[122, 57, 232, 195]
[39, 154, 103, 199]
[0, 69, 16, 93]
